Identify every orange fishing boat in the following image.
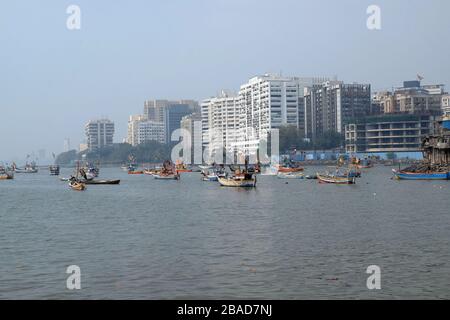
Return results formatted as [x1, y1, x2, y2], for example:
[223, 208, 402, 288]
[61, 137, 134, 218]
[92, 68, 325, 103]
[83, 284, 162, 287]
[175, 160, 192, 173]
[128, 170, 143, 175]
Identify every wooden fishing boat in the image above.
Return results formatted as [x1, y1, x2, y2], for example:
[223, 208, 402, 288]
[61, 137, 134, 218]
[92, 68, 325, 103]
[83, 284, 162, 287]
[153, 173, 180, 180]
[128, 170, 144, 175]
[175, 161, 192, 173]
[278, 166, 304, 173]
[218, 174, 256, 187]
[14, 164, 38, 173]
[144, 169, 158, 175]
[317, 173, 356, 184]
[0, 166, 14, 180]
[69, 180, 86, 191]
[392, 169, 449, 180]
[0, 173, 14, 180]
[81, 179, 121, 185]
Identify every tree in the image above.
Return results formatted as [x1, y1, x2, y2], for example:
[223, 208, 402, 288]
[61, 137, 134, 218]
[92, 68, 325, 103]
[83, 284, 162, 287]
[55, 150, 78, 165]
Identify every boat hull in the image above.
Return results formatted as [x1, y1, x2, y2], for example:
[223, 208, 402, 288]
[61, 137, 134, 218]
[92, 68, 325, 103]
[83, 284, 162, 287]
[218, 177, 256, 187]
[128, 171, 144, 175]
[69, 182, 86, 191]
[154, 174, 180, 180]
[277, 173, 305, 179]
[392, 169, 449, 180]
[15, 169, 38, 173]
[317, 174, 355, 184]
[81, 179, 121, 185]
[278, 167, 304, 173]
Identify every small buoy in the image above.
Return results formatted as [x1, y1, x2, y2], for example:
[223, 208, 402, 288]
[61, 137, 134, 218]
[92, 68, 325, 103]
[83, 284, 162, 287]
[285, 182, 288, 184]
[373, 193, 377, 196]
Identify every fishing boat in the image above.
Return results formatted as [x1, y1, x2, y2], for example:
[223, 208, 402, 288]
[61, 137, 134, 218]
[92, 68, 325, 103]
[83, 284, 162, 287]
[392, 169, 449, 180]
[201, 168, 226, 181]
[154, 173, 180, 180]
[0, 166, 14, 180]
[277, 172, 305, 179]
[353, 158, 374, 169]
[317, 173, 356, 184]
[202, 173, 219, 181]
[80, 179, 121, 185]
[218, 174, 257, 187]
[69, 177, 86, 191]
[391, 117, 450, 180]
[153, 160, 180, 180]
[13, 162, 38, 173]
[69, 180, 86, 191]
[277, 165, 304, 173]
[128, 170, 144, 175]
[175, 161, 192, 173]
[49, 165, 60, 176]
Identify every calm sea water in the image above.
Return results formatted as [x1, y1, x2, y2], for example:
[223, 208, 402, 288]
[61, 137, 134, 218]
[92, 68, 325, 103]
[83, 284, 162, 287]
[0, 166, 449, 299]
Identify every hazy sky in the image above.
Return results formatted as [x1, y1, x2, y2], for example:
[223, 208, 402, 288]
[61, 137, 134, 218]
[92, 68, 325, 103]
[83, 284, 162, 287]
[1, 0, 449, 162]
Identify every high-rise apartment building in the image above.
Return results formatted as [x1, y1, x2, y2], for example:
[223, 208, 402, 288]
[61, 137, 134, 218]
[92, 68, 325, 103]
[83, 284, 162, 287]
[137, 121, 166, 145]
[237, 74, 328, 154]
[304, 81, 371, 140]
[180, 112, 202, 164]
[442, 95, 450, 116]
[201, 91, 240, 157]
[85, 119, 115, 151]
[375, 81, 445, 114]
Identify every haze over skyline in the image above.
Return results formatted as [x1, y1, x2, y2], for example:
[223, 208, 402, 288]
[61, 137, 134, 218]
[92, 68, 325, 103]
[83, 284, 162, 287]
[1, 0, 450, 162]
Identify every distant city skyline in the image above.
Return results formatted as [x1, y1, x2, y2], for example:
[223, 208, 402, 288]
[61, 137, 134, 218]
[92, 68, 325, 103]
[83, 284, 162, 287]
[1, 0, 450, 161]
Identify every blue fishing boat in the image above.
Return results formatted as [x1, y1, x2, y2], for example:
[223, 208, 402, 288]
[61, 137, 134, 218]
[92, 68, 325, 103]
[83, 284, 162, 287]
[392, 169, 449, 180]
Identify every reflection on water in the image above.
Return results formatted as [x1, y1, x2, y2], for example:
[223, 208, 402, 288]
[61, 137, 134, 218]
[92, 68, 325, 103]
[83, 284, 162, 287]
[0, 166, 449, 299]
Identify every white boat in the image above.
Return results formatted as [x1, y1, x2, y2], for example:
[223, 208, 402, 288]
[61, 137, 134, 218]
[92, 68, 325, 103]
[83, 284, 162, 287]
[277, 172, 305, 179]
[154, 173, 180, 180]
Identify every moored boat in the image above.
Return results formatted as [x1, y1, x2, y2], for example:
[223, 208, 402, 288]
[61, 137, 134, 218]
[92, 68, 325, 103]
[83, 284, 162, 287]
[392, 169, 449, 180]
[13, 161, 38, 173]
[49, 165, 60, 176]
[153, 160, 180, 180]
[69, 179, 86, 191]
[0, 171, 14, 180]
[277, 172, 305, 179]
[218, 174, 257, 187]
[0, 166, 14, 180]
[81, 179, 121, 185]
[317, 173, 356, 184]
[128, 170, 144, 175]
[277, 165, 304, 173]
[154, 173, 180, 180]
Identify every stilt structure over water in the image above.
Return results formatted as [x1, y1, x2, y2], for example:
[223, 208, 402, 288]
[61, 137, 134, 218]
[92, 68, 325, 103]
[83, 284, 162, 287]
[422, 116, 450, 167]
[393, 116, 450, 180]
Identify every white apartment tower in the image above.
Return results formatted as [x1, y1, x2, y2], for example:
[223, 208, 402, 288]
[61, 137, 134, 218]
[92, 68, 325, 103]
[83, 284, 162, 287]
[201, 91, 240, 158]
[85, 119, 115, 151]
[237, 74, 329, 154]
